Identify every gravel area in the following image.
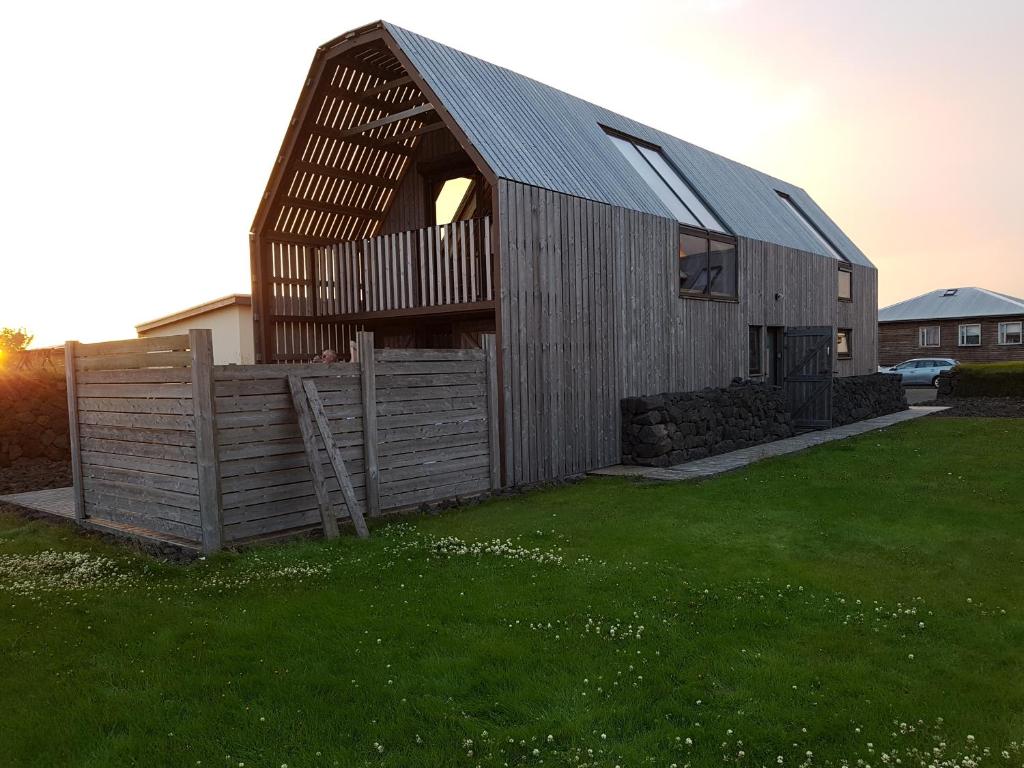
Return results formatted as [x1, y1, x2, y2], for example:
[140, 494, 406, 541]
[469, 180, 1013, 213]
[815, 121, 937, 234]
[931, 397, 1024, 418]
[0, 458, 72, 495]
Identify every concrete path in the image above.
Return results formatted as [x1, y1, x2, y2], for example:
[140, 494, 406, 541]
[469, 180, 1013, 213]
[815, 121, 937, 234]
[592, 406, 948, 482]
[0, 486, 75, 517]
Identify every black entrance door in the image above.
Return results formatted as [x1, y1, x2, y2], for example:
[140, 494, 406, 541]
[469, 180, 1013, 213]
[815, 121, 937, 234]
[783, 326, 834, 430]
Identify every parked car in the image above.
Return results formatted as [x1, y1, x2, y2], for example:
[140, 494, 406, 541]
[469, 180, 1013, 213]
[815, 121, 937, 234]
[881, 358, 958, 387]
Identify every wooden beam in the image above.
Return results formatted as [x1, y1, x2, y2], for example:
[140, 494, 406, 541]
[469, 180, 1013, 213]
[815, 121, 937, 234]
[340, 103, 435, 138]
[271, 299, 496, 324]
[381, 120, 446, 145]
[190, 329, 225, 553]
[287, 375, 340, 540]
[302, 379, 369, 538]
[308, 125, 416, 155]
[64, 341, 86, 521]
[280, 196, 384, 221]
[356, 74, 413, 100]
[357, 332, 380, 517]
[291, 161, 399, 189]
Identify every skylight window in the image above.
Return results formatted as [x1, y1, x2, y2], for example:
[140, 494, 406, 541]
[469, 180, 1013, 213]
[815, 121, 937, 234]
[607, 131, 726, 232]
[943, 289, 958, 297]
[776, 190, 847, 262]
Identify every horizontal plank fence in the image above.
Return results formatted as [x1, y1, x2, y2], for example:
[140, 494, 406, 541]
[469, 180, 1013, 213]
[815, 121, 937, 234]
[65, 331, 500, 552]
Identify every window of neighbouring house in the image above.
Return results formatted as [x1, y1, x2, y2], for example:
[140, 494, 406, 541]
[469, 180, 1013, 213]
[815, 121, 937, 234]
[748, 326, 763, 375]
[837, 328, 852, 359]
[605, 129, 727, 232]
[919, 326, 940, 347]
[678, 228, 738, 299]
[838, 265, 852, 301]
[958, 323, 981, 346]
[998, 321, 1023, 345]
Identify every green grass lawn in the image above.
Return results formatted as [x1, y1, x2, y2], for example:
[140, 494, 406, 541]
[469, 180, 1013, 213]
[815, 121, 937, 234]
[2, 417, 1023, 767]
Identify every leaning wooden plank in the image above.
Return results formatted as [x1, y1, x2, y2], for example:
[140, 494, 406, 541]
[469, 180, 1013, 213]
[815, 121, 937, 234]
[76, 334, 190, 358]
[302, 379, 369, 538]
[287, 375, 340, 540]
[76, 350, 193, 372]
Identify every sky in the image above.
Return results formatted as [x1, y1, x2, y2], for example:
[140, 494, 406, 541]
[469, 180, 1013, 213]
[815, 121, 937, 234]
[2, 0, 1021, 347]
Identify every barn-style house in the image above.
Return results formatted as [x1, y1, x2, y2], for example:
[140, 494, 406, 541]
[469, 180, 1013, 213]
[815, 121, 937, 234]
[251, 21, 878, 486]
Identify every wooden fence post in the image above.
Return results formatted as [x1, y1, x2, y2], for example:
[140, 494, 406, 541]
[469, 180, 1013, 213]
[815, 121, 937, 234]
[357, 331, 381, 516]
[189, 329, 224, 553]
[483, 334, 501, 490]
[64, 340, 86, 521]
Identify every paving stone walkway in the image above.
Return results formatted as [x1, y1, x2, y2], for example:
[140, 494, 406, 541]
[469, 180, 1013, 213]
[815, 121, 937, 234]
[591, 406, 947, 482]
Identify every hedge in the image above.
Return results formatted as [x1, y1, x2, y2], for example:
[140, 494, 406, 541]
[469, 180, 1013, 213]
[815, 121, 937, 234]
[938, 362, 1024, 398]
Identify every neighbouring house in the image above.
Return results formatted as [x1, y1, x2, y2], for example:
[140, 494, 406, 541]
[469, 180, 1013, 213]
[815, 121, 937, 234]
[250, 20, 878, 485]
[878, 287, 1024, 366]
[136, 294, 255, 364]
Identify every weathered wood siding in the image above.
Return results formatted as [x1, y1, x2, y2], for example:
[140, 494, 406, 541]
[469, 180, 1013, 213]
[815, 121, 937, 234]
[878, 315, 1024, 366]
[72, 335, 203, 544]
[496, 180, 878, 485]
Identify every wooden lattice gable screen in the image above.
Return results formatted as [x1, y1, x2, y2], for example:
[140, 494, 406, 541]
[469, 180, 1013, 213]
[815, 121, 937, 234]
[252, 32, 435, 362]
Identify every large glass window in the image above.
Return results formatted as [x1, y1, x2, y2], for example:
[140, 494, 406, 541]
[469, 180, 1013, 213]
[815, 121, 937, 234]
[919, 326, 940, 347]
[998, 321, 1022, 345]
[607, 131, 726, 232]
[679, 229, 737, 299]
[958, 324, 981, 346]
[776, 190, 847, 262]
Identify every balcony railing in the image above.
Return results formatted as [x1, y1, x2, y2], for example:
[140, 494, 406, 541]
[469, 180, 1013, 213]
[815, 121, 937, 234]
[311, 215, 492, 317]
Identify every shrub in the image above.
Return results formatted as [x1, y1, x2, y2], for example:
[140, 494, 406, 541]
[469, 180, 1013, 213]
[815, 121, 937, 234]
[942, 362, 1024, 398]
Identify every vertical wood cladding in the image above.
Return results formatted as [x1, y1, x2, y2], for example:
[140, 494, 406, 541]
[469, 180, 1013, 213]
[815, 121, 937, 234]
[497, 180, 878, 485]
[878, 316, 1024, 366]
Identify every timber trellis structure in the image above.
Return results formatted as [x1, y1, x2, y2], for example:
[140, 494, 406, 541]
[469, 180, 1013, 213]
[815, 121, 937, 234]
[65, 330, 501, 552]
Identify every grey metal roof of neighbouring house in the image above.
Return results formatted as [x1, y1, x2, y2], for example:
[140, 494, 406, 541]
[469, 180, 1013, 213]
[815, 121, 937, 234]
[878, 287, 1024, 322]
[384, 22, 873, 268]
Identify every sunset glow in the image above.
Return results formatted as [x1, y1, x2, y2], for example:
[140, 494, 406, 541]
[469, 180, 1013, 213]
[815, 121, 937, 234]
[2, 0, 1021, 347]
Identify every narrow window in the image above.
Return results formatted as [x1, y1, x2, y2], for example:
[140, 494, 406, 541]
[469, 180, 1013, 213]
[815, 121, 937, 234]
[748, 326, 763, 375]
[838, 265, 852, 301]
[919, 326, 940, 347]
[837, 329, 852, 359]
[958, 324, 981, 346]
[605, 129, 727, 232]
[998, 321, 1023, 345]
[678, 228, 738, 300]
[776, 190, 847, 262]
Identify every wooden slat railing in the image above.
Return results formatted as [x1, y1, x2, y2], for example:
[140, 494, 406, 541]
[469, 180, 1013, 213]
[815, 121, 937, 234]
[311, 215, 492, 316]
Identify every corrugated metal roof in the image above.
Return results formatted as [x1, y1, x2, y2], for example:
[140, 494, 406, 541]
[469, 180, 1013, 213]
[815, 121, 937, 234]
[878, 287, 1024, 322]
[385, 22, 873, 268]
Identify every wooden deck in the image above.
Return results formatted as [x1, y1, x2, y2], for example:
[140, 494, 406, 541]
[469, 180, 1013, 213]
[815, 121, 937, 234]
[0, 486, 200, 551]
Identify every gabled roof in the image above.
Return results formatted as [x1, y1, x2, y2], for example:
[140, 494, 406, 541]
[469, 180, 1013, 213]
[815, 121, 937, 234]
[879, 287, 1024, 322]
[136, 294, 251, 334]
[384, 22, 872, 268]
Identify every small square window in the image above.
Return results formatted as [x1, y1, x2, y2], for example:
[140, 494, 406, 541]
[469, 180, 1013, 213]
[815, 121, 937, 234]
[837, 329, 852, 359]
[998, 321, 1023, 345]
[958, 324, 981, 346]
[919, 326, 940, 347]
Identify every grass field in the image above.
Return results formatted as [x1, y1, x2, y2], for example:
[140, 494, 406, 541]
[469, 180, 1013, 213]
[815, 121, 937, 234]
[2, 417, 1023, 767]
